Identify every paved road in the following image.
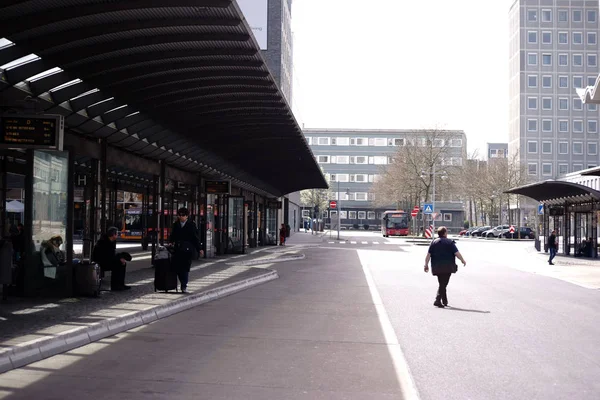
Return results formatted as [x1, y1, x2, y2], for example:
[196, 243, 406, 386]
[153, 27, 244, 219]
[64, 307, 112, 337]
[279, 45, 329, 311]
[1, 239, 598, 399]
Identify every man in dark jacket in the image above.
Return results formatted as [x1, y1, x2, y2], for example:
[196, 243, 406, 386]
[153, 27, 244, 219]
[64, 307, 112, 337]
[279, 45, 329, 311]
[169, 208, 201, 293]
[93, 227, 130, 291]
[548, 230, 558, 265]
[424, 226, 467, 308]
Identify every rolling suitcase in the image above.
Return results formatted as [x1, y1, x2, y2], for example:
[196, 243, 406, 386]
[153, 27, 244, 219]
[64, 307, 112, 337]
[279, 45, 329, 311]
[154, 247, 177, 292]
[74, 260, 102, 297]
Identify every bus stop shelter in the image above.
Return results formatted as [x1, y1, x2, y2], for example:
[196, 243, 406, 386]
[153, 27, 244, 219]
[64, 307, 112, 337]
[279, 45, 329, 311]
[0, 0, 327, 298]
[506, 180, 600, 258]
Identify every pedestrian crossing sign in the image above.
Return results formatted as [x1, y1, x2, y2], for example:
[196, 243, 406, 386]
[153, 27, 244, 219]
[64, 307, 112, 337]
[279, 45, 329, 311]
[538, 204, 544, 215]
[423, 203, 434, 214]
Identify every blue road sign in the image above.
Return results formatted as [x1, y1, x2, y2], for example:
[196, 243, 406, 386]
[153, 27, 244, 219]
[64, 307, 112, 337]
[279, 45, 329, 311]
[423, 203, 434, 214]
[538, 204, 544, 215]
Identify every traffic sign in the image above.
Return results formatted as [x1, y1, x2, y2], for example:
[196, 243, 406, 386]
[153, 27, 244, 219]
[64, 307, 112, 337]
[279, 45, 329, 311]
[423, 203, 434, 214]
[431, 212, 439, 220]
[329, 200, 337, 209]
[538, 204, 544, 215]
[411, 209, 418, 217]
[509, 225, 515, 233]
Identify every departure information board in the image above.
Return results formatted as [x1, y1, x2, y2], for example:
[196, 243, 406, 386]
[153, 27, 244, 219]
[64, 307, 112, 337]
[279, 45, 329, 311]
[205, 180, 230, 194]
[0, 114, 64, 150]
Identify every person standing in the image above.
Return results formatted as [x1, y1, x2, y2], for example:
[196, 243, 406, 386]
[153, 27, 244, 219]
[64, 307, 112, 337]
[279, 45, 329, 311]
[279, 223, 287, 246]
[169, 208, 200, 293]
[548, 230, 558, 265]
[93, 227, 130, 291]
[424, 226, 467, 308]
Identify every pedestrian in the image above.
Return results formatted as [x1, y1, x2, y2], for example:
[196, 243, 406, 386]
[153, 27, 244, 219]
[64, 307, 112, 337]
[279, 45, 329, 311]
[93, 227, 131, 291]
[424, 226, 467, 308]
[169, 207, 201, 293]
[548, 230, 558, 265]
[279, 223, 287, 246]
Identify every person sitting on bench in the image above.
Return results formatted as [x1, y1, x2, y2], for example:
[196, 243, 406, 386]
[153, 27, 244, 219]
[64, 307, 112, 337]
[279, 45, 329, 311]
[93, 227, 131, 291]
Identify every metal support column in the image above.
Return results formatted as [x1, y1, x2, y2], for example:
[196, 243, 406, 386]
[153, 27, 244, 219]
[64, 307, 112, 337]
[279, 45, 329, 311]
[592, 204, 598, 258]
[564, 204, 571, 255]
[159, 162, 166, 246]
[100, 140, 108, 233]
[152, 174, 158, 261]
[64, 147, 74, 297]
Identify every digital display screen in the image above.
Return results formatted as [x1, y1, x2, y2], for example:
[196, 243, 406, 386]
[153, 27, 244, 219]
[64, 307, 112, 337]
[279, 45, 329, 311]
[0, 115, 63, 149]
[205, 180, 230, 194]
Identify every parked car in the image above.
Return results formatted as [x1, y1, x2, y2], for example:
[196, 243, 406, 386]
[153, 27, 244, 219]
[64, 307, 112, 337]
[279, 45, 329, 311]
[471, 226, 491, 237]
[464, 227, 480, 237]
[484, 225, 510, 238]
[501, 227, 535, 239]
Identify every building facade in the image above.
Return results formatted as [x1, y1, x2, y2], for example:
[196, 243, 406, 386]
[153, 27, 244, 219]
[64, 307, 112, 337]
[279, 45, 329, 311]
[509, 0, 600, 180]
[487, 143, 509, 160]
[303, 129, 467, 232]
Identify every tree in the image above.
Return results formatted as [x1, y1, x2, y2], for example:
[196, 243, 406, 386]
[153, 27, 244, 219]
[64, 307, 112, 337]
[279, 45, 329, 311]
[300, 167, 334, 218]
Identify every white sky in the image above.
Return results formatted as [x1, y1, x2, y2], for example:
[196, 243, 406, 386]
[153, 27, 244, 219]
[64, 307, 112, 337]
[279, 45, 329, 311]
[290, 0, 515, 156]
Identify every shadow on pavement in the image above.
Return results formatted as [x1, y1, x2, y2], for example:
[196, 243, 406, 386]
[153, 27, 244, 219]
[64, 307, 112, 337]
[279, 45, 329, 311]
[445, 306, 491, 314]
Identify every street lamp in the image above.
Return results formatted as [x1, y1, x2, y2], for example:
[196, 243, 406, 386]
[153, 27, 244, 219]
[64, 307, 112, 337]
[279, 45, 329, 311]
[421, 165, 447, 237]
[337, 181, 349, 240]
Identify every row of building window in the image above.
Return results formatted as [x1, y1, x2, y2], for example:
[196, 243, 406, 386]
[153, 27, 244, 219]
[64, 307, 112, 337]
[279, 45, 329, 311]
[527, 31, 597, 45]
[327, 173, 378, 183]
[316, 155, 464, 166]
[489, 149, 508, 158]
[527, 75, 600, 90]
[306, 137, 463, 147]
[527, 9, 596, 24]
[527, 53, 598, 67]
[527, 141, 598, 155]
[326, 192, 376, 201]
[528, 163, 596, 177]
[527, 97, 597, 111]
[312, 210, 454, 222]
[526, 119, 597, 133]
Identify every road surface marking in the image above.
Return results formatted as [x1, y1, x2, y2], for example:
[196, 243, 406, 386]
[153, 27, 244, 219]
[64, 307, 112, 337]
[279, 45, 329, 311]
[361, 241, 368, 244]
[357, 251, 421, 400]
[328, 241, 334, 244]
[350, 241, 357, 244]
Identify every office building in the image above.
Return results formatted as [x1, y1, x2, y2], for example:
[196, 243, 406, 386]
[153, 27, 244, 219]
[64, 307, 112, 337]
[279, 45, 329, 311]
[509, 0, 600, 180]
[488, 143, 509, 160]
[303, 129, 467, 232]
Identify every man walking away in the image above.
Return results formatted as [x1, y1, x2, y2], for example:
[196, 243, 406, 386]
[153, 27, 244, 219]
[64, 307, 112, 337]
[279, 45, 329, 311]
[93, 227, 130, 291]
[169, 208, 201, 293]
[424, 226, 467, 308]
[548, 230, 558, 265]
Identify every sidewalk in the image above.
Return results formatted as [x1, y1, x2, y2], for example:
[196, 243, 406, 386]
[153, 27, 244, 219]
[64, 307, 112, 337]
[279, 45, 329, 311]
[0, 247, 287, 373]
[284, 230, 326, 245]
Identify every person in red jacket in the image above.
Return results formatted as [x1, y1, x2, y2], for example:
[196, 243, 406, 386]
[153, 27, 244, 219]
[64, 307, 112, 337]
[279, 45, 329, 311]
[279, 223, 287, 246]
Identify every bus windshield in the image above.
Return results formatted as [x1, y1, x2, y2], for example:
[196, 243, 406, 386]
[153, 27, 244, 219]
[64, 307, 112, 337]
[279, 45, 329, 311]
[386, 216, 408, 229]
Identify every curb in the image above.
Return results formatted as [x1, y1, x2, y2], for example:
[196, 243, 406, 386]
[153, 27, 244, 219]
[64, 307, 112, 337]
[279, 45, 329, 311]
[0, 269, 278, 374]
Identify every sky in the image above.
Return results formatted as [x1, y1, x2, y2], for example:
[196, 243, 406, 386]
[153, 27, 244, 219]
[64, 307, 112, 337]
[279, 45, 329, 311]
[290, 0, 515, 156]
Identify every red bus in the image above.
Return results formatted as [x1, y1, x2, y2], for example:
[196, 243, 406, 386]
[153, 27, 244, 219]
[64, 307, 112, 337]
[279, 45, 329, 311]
[381, 210, 409, 237]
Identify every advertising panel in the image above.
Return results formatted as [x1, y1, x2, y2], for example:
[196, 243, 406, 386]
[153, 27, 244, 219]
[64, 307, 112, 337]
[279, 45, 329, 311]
[237, 0, 268, 50]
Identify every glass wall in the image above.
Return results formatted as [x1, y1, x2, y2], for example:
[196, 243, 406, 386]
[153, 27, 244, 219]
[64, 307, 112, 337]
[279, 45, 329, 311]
[227, 196, 244, 253]
[266, 207, 277, 245]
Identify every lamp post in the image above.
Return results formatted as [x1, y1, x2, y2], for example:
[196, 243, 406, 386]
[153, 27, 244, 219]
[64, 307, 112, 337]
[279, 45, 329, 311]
[336, 181, 349, 241]
[421, 164, 447, 236]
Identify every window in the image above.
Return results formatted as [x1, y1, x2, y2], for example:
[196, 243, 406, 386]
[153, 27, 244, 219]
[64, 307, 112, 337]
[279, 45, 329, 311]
[339, 211, 347, 219]
[559, 120, 569, 132]
[588, 10, 596, 23]
[542, 119, 552, 132]
[338, 174, 350, 182]
[528, 97, 537, 109]
[574, 120, 584, 132]
[351, 138, 368, 146]
[368, 138, 387, 146]
[527, 31, 537, 43]
[542, 9, 551, 22]
[559, 76, 568, 88]
[559, 98, 568, 110]
[348, 211, 356, 219]
[542, 98, 552, 110]
[542, 163, 552, 176]
[528, 163, 538, 175]
[317, 137, 330, 145]
[367, 211, 375, 220]
[306, 137, 312, 145]
[317, 155, 330, 163]
[443, 213, 452, 222]
[574, 98, 583, 110]
[574, 54, 583, 66]
[433, 139, 444, 147]
[392, 138, 404, 146]
[335, 156, 349, 164]
[528, 141, 538, 153]
[574, 32, 583, 44]
[542, 32, 552, 44]
[589, 104, 598, 111]
[450, 139, 463, 147]
[558, 54, 568, 66]
[350, 156, 368, 164]
[528, 53, 537, 65]
[589, 32, 597, 45]
[528, 10, 537, 22]
[357, 211, 367, 219]
[558, 32, 568, 44]
[542, 54, 552, 65]
[589, 54, 598, 67]
[558, 142, 569, 154]
[589, 120, 598, 133]
[302, 209, 310, 218]
[542, 141, 552, 154]
[372, 156, 387, 165]
[574, 76, 584, 88]
[335, 137, 350, 146]
[573, 164, 584, 172]
[528, 119, 538, 132]
[588, 142, 598, 155]
[558, 164, 569, 175]
[542, 76, 552, 88]
[589, 76, 597, 86]
[528, 75, 537, 88]
[573, 10, 582, 22]
[355, 193, 367, 201]
[558, 10, 568, 22]
[573, 142, 584, 154]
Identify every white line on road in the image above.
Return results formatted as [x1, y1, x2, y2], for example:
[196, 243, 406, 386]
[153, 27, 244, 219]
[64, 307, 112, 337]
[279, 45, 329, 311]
[361, 241, 368, 244]
[372, 242, 379, 245]
[357, 251, 421, 400]
[329, 241, 334, 244]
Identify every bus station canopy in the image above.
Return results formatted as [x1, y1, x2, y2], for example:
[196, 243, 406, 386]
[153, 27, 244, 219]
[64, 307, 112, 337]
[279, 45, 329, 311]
[0, 0, 327, 196]
[505, 180, 600, 205]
